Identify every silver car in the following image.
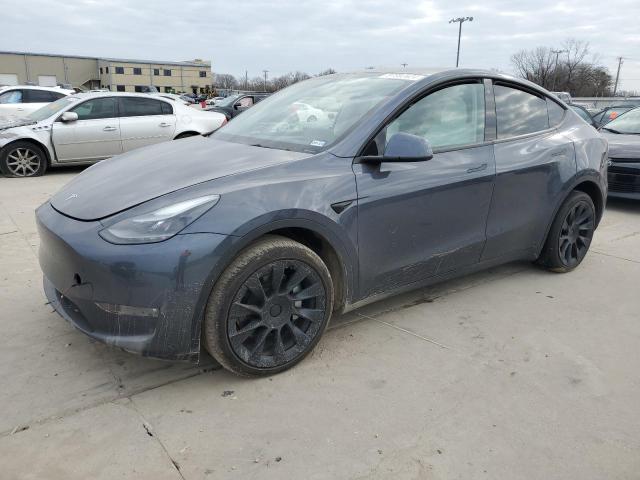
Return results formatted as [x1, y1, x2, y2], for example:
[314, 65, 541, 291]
[0, 91, 227, 177]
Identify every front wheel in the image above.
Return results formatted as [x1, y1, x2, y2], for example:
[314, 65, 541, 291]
[0, 142, 47, 177]
[203, 235, 334, 377]
[536, 191, 596, 272]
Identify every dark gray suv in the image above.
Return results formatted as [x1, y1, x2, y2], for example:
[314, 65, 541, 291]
[36, 69, 607, 376]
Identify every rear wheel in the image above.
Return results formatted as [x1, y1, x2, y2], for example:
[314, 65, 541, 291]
[203, 235, 333, 377]
[0, 142, 47, 177]
[536, 191, 596, 272]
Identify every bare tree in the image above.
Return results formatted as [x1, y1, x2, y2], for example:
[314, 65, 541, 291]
[318, 68, 337, 76]
[214, 73, 238, 90]
[510, 39, 613, 96]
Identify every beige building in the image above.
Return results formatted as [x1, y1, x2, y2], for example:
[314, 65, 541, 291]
[0, 51, 212, 94]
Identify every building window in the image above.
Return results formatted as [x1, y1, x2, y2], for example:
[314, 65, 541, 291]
[164, 86, 172, 93]
[200, 87, 206, 93]
[115, 66, 124, 74]
[154, 69, 160, 76]
[106, 67, 109, 74]
[199, 71, 207, 78]
[134, 86, 145, 92]
[133, 67, 142, 75]
[99, 67, 103, 74]
[116, 85, 125, 92]
[163, 69, 171, 76]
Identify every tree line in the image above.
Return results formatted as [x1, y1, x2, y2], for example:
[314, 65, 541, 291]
[510, 38, 621, 97]
[214, 68, 336, 93]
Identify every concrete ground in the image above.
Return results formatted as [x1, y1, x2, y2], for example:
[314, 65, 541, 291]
[1, 167, 639, 480]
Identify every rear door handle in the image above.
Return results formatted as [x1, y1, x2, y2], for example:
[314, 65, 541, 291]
[466, 163, 487, 174]
[159, 122, 173, 127]
[103, 126, 117, 132]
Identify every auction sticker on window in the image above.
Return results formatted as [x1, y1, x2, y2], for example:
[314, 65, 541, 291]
[379, 73, 425, 81]
[310, 140, 326, 147]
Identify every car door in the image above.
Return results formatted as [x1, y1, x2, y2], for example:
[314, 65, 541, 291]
[481, 81, 576, 261]
[354, 80, 496, 298]
[0, 89, 25, 116]
[52, 97, 122, 162]
[118, 97, 176, 151]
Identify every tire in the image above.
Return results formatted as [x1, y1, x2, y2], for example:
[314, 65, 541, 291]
[203, 235, 334, 377]
[175, 132, 200, 140]
[0, 141, 47, 177]
[536, 191, 596, 273]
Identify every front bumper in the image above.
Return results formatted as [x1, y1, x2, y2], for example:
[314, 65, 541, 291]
[608, 160, 640, 200]
[37, 202, 230, 361]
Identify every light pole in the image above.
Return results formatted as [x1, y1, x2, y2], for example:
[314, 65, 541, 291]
[449, 16, 473, 67]
[613, 57, 624, 96]
[401, 63, 408, 68]
[262, 70, 269, 92]
[550, 49, 567, 91]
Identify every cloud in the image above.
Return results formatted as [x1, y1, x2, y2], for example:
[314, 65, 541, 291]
[0, 0, 638, 90]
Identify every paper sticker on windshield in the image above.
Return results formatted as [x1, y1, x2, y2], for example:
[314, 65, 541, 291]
[310, 140, 326, 147]
[379, 73, 425, 81]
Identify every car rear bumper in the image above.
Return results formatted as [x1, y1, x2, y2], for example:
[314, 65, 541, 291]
[608, 161, 640, 200]
[36, 202, 229, 361]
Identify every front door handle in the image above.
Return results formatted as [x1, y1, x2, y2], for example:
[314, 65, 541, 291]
[467, 163, 487, 174]
[159, 122, 173, 127]
[103, 126, 117, 132]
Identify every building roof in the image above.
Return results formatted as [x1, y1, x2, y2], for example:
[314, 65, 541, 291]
[0, 50, 210, 68]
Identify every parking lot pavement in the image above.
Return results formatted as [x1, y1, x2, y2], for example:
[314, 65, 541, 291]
[1, 169, 639, 480]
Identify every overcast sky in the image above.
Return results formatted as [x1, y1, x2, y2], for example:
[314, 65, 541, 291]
[1, 0, 639, 92]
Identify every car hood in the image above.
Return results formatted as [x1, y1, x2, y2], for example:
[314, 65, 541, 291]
[601, 131, 640, 159]
[50, 137, 312, 221]
[0, 116, 36, 131]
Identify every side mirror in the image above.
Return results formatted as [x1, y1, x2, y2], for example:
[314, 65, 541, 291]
[383, 132, 433, 161]
[233, 102, 242, 110]
[60, 111, 78, 123]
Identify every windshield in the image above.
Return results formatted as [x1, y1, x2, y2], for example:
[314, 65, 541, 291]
[216, 94, 242, 107]
[26, 97, 76, 122]
[213, 74, 417, 153]
[605, 108, 640, 134]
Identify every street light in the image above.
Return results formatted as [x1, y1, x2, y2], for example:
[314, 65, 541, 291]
[262, 70, 268, 92]
[550, 49, 567, 91]
[449, 16, 473, 68]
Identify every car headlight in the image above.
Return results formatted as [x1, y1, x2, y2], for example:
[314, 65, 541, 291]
[99, 194, 220, 244]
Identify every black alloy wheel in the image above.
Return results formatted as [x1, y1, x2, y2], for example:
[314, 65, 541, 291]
[204, 235, 333, 376]
[228, 259, 327, 368]
[537, 191, 596, 272]
[557, 200, 595, 268]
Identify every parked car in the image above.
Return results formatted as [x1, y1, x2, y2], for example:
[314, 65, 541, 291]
[206, 93, 270, 119]
[36, 69, 607, 376]
[592, 105, 635, 128]
[290, 102, 327, 123]
[206, 97, 224, 106]
[570, 104, 597, 128]
[0, 92, 227, 177]
[551, 91, 572, 103]
[152, 93, 191, 105]
[0, 85, 73, 118]
[599, 107, 640, 199]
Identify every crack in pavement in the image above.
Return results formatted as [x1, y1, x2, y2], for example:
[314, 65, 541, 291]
[592, 249, 640, 264]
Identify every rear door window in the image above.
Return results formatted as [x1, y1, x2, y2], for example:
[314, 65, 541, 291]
[119, 97, 165, 117]
[25, 89, 58, 103]
[494, 84, 549, 138]
[547, 99, 565, 127]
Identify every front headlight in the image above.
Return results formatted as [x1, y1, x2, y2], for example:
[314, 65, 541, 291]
[99, 194, 220, 244]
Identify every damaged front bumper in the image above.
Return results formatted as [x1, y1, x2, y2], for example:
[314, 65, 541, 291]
[37, 202, 229, 361]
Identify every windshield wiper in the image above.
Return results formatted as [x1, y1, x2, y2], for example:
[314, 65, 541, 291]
[601, 127, 622, 134]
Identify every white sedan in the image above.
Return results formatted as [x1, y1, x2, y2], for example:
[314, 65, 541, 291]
[0, 91, 227, 177]
[0, 85, 74, 118]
